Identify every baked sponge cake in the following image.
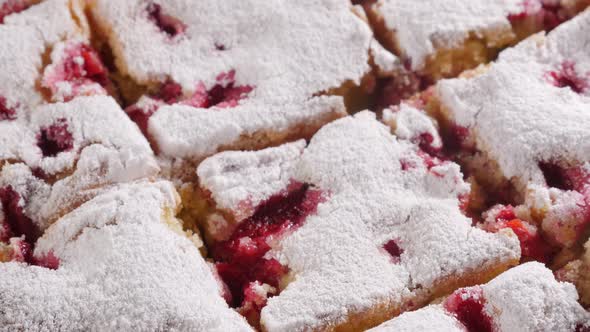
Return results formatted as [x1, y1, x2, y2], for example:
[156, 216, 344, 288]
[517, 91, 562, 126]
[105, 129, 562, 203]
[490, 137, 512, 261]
[0, 0, 114, 112]
[88, 0, 396, 181]
[0, 181, 253, 331]
[369, 262, 590, 332]
[429, 10, 590, 251]
[367, 0, 590, 82]
[194, 111, 520, 331]
[0, 96, 158, 263]
[364, 0, 590, 109]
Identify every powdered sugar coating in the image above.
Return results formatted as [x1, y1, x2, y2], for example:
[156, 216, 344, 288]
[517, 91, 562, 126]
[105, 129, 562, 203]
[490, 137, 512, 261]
[371, 0, 522, 70]
[91, 0, 376, 160]
[367, 305, 464, 332]
[0, 26, 46, 118]
[198, 140, 306, 221]
[92, 0, 371, 96]
[0, 0, 84, 116]
[483, 262, 589, 331]
[3, 0, 82, 44]
[370, 262, 589, 331]
[0, 96, 159, 228]
[383, 103, 442, 151]
[150, 96, 345, 160]
[0, 181, 253, 331]
[438, 12, 590, 191]
[199, 112, 520, 330]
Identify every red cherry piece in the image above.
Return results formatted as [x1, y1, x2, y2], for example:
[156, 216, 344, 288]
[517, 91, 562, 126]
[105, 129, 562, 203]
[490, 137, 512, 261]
[37, 118, 74, 157]
[444, 286, 494, 332]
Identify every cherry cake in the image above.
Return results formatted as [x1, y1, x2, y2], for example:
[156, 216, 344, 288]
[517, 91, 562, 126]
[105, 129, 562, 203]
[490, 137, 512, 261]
[88, 0, 401, 182]
[364, 0, 590, 108]
[0, 0, 114, 116]
[0, 96, 158, 262]
[194, 112, 520, 330]
[0, 181, 253, 331]
[0, 0, 589, 331]
[369, 262, 590, 332]
[430, 11, 590, 252]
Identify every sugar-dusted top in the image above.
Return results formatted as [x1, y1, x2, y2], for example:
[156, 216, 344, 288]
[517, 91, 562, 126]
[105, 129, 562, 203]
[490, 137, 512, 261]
[0, 181, 253, 331]
[0, 96, 159, 227]
[371, 0, 522, 70]
[0, 0, 83, 116]
[438, 11, 590, 188]
[198, 140, 306, 221]
[367, 305, 464, 332]
[198, 112, 520, 331]
[91, 0, 378, 160]
[92, 0, 372, 98]
[370, 262, 589, 331]
[483, 262, 589, 331]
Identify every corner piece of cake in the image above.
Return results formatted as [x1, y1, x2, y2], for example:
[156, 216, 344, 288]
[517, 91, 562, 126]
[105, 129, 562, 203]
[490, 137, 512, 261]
[0, 181, 253, 331]
[431, 10, 590, 251]
[365, 0, 590, 109]
[193, 111, 520, 331]
[369, 262, 590, 332]
[0, 0, 112, 116]
[0, 96, 159, 263]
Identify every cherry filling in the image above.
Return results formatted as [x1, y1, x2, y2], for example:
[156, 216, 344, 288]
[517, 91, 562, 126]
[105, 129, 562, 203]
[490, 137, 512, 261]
[445, 124, 472, 153]
[37, 118, 74, 157]
[0, 186, 59, 269]
[545, 61, 589, 94]
[195, 70, 254, 109]
[539, 162, 590, 192]
[443, 286, 494, 332]
[484, 205, 554, 263]
[42, 42, 109, 101]
[211, 182, 326, 322]
[126, 70, 254, 134]
[146, 2, 186, 38]
[383, 239, 403, 263]
[508, 0, 567, 30]
[0, 0, 31, 24]
[0, 95, 16, 121]
[0, 186, 39, 242]
[375, 74, 422, 110]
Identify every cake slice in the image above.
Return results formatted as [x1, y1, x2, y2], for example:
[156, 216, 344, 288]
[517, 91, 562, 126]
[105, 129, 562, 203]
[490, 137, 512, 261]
[369, 262, 590, 332]
[0, 96, 158, 262]
[0, 0, 113, 117]
[0, 181, 253, 331]
[193, 111, 520, 330]
[432, 11, 590, 250]
[88, 0, 402, 182]
[366, 0, 590, 108]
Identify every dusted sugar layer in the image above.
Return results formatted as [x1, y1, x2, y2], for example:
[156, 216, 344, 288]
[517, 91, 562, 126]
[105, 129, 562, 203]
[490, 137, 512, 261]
[366, 0, 590, 108]
[197, 112, 520, 331]
[90, 0, 384, 166]
[0, 181, 253, 331]
[436, 11, 590, 248]
[370, 262, 590, 332]
[0, 96, 158, 237]
[370, 0, 522, 71]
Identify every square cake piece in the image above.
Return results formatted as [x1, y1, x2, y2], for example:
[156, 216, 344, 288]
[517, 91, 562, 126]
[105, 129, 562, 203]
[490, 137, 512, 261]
[0, 96, 158, 263]
[89, 0, 400, 182]
[0, 181, 253, 331]
[365, 0, 590, 108]
[432, 11, 590, 250]
[0, 0, 113, 115]
[193, 111, 520, 331]
[369, 262, 590, 332]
